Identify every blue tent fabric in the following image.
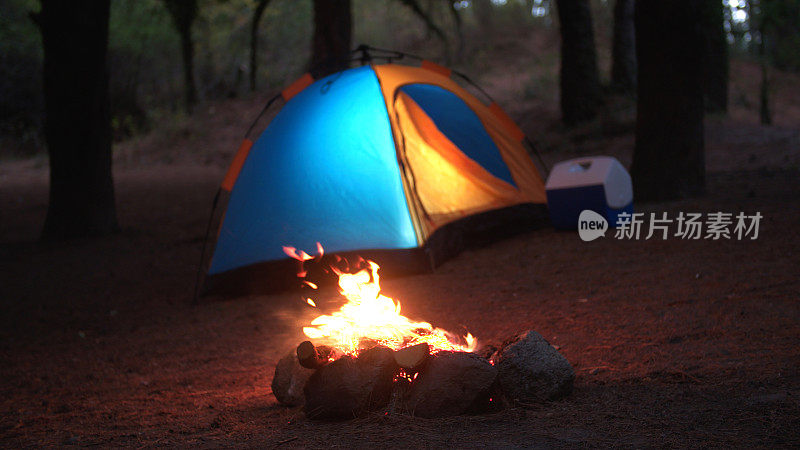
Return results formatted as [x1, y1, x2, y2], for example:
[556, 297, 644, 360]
[209, 66, 417, 275]
[399, 83, 516, 187]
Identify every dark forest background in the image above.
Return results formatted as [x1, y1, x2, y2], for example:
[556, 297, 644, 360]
[1, 0, 799, 239]
[3, 0, 797, 155]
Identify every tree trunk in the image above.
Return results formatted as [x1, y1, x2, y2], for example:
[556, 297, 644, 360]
[179, 24, 196, 111]
[164, 0, 198, 112]
[753, 1, 772, 125]
[700, 0, 728, 113]
[38, 0, 119, 239]
[631, 1, 705, 201]
[759, 33, 772, 125]
[555, 0, 601, 126]
[310, 0, 352, 78]
[610, 0, 636, 93]
[250, 0, 271, 92]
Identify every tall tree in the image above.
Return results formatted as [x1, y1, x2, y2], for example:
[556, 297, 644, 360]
[632, 1, 705, 200]
[759, 33, 772, 125]
[700, 0, 728, 113]
[164, 0, 198, 112]
[610, 0, 636, 93]
[310, 0, 352, 78]
[250, 0, 272, 91]
[35, 0, 118, 239]
[753, 1, 772, 124]
[555, 0, 601, 125]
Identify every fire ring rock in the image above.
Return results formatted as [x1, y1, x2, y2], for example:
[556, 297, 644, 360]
[304, 346, 398, 420]
[496, 330, 574, 403]
[404, 351, 498, 418]
[272, 352, 315, 406]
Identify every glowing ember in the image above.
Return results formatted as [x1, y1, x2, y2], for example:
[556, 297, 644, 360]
[285, 243, 477, 355]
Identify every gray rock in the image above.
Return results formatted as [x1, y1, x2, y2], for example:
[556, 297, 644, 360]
[304, 346, 398, 420]
[404, 351, 498, 418]
[496, 330, 574, 403]
[271, 352, 314, 406]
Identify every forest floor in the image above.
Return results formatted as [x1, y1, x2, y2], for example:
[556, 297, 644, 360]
[2, 32, 800, 447]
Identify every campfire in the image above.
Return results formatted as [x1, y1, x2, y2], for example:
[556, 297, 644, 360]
[285, 244, 476, 355]
[272, 244, 576, 420]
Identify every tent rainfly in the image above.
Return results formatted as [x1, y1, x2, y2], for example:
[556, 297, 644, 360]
[202, 56, 548, 296]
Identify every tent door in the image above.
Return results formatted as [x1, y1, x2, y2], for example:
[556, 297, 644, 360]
[392, 87, 526, 236]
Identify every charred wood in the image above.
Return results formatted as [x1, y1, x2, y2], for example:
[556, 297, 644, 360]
[296, 341, 340, 370]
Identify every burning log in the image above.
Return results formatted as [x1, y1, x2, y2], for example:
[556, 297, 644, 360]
[401, 351, 498, 418]
[477, 333, 527, 365]
[304, 346, 399, 420]
[393, 342, 430, 371]
[296, 340, 340, 370]
[289, 250, 477, 355]
[495, 330, 574, 403]
[272, 352, 315, 406]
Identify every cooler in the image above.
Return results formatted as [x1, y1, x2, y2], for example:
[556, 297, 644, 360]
[545, 156, 633, 229]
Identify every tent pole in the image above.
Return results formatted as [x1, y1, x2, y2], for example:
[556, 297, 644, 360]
[193, 188, 221, 304]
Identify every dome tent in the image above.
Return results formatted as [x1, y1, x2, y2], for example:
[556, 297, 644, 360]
[201, 51, 548, 296]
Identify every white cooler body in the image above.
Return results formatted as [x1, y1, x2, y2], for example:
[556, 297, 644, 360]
[545, 156, 633, 229]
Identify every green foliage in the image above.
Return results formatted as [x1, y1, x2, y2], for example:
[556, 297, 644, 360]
[0, 0, 41, 55]
[0, 0, 43, 155]
[760, 0, 800, 71]
[108, 0, 181, 138]
[110, 0, 178, 57]
[352, 0, 460, 62]
[0, 0, 592, 156]
[163, 0, 198, 32]
[726, 0, 800, 72]
[249, 0, 312, 87]
[354, 0, 432, 51]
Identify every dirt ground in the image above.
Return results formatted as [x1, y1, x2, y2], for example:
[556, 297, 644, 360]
[2, 38, 800, 446]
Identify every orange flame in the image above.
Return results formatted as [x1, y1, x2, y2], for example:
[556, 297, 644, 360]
[284, 243, 324, 278]
[290, 244, 476, 355]
[282, 246, 314, 261]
